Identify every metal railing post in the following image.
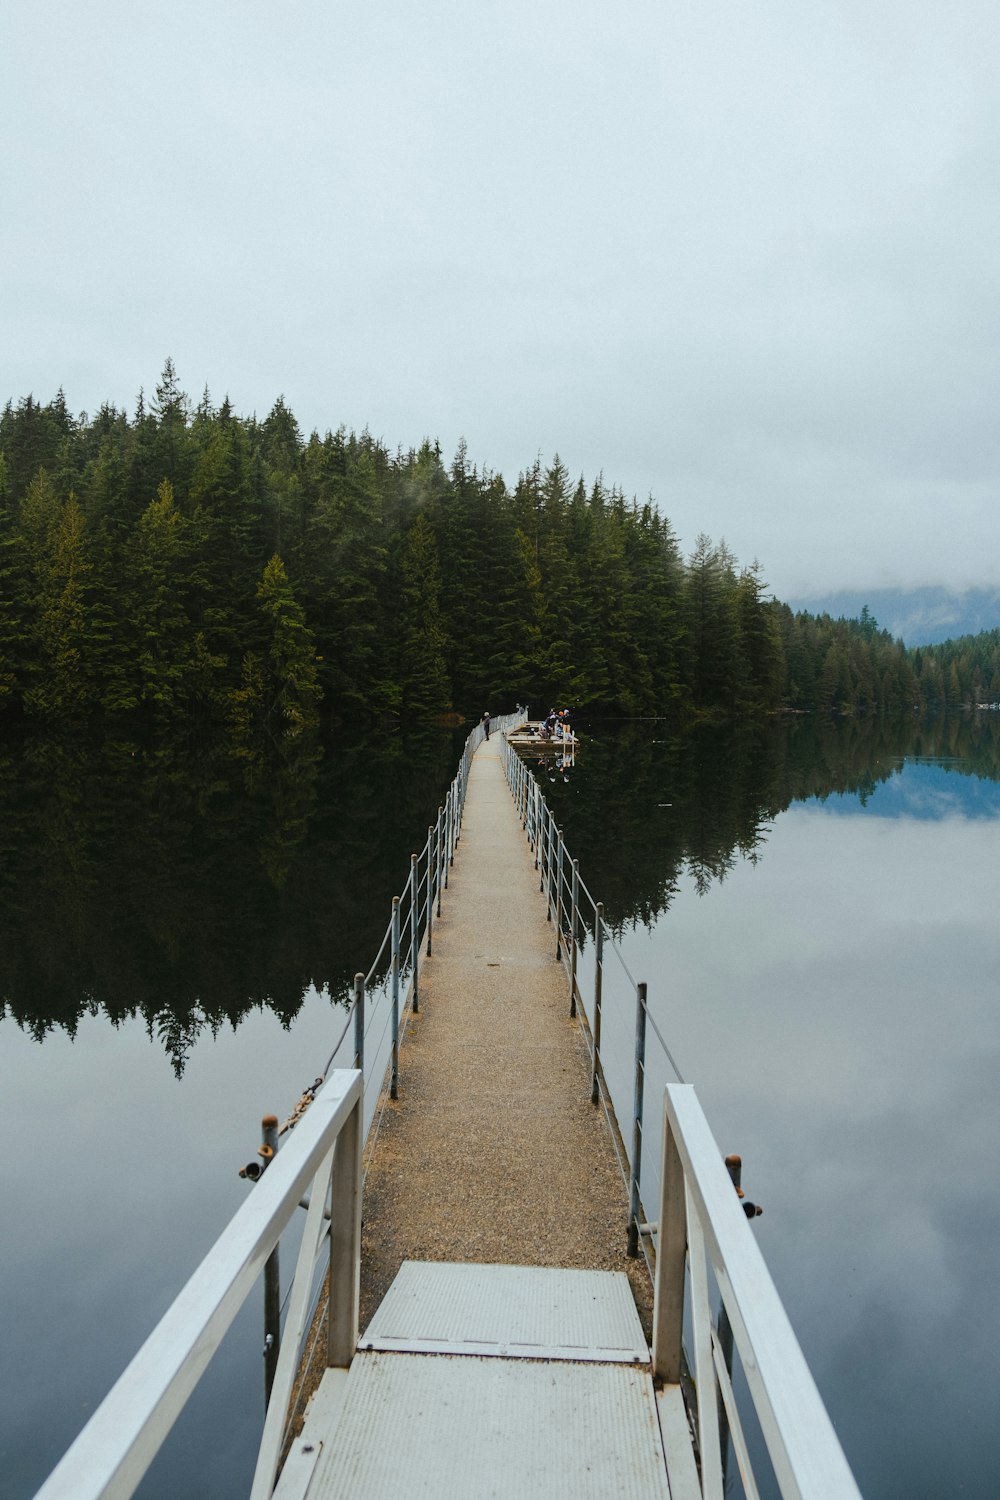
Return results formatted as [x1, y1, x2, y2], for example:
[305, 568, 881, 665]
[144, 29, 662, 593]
[555, 827, 565, 961]
[390, 896, 400, 1100]
[425, 827, 434, 956]
[590, 903, 604, 1105]
[327, 1083, 362, 1370]
[532, 780, 539, 862]
[627, 981, 647, 1258]
[650, 1090, 686, 1384]
[449, 783, 456, 866]
[261, 1114, 280, 1405]
[444, 797, 451, 888]
[717, 1154, 742, 1489]
[540, 803, 548, 896]
[410, 854, 419, 1013]
[569, 858, 579, 1018]
[353, 972, 365, 1075]
[436, 806, 443, 917]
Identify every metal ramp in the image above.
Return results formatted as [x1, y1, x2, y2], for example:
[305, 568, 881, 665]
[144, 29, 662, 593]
[275, 1262, 681, 1500]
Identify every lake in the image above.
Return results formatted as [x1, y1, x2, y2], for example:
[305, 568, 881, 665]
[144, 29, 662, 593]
[542, 714, 1000, 1500]
[2, 713, 998, 1498]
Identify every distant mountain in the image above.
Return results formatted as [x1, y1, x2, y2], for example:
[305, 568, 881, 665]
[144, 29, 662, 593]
[781, 586, 1000, 646]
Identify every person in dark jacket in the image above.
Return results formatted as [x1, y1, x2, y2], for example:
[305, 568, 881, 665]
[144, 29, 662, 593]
[482, 710, 491, 741]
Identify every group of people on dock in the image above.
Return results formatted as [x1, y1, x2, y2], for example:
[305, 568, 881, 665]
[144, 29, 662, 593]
[538, 707, 572, 742]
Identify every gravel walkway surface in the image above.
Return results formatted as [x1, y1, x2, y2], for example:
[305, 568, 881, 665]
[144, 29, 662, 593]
[358, 735, 653, 1335]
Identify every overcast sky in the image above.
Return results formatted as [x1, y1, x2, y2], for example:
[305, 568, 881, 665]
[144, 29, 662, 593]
[3, 0, 998, 597]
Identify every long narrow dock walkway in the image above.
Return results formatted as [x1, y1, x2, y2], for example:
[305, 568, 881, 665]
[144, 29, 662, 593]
[277, 733, 684, 1500]
[357, 732, 651, 1329]
[34, 720, 864, 1500]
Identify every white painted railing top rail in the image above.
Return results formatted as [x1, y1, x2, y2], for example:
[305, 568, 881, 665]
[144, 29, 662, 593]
[654, 1085, 862, 1500]
[501, 734, 863, 1500]
[34, 1069, 364, 1500]
[34, 707, 526, 1500]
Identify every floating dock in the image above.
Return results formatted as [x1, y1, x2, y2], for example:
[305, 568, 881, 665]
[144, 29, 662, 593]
[506, 720, 578, 755]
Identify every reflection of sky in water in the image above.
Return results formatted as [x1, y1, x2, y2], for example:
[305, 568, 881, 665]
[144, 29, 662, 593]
[4, 757, 998, 1500]
[620, 763, 1000, 1499]
[807, 760, 1000, 821]
[0, 992, 346, 1500]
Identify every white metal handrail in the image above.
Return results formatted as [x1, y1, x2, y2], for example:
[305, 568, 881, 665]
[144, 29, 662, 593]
[499, 727, 670, 1255]
[500, 732, 863, 1500]
[36, 708, 527, 1500]
[653, 1085, 863, 1500]
[35, 1069, 363, 1500]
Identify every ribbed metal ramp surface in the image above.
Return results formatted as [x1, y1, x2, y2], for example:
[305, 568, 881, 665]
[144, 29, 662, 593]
[279, 1262, 672, 1500]
[362, 1259, 649, 1361]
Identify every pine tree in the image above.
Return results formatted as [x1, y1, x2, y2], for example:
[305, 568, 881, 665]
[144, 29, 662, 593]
[127, 480, 196, 719]
[0, 455, 21, 708]
[151, 357, 191, 491]
[233, 555, 321, 750]
[683, 535, 744, 712]
[734, 563, 784, 711]
[24, 494, 93, 716]
[398, 515, 451, 717]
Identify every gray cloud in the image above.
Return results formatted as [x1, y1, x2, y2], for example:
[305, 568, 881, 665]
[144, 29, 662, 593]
[3, 0, 998, 597]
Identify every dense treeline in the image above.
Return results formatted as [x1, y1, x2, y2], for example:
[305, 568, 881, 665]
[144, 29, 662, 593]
[1, 370, 997, 727]
[910, 629, 1000, 709]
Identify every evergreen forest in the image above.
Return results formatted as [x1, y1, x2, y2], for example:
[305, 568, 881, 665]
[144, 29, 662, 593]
[3, 368, 999, 741]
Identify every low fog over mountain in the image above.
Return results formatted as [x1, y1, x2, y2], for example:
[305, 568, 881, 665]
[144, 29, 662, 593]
[782, 588, 1000, 647]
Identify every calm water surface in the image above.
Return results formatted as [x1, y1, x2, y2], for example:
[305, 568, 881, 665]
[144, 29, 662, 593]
[2, 715, 998, 1498]
[0, 724, 466, 1500]
[549, 718, 1000, 1500]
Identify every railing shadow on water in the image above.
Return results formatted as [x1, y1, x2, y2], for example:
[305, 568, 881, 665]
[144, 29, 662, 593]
[501, 733, 863, 1500]
[32, 709, 526, 1500]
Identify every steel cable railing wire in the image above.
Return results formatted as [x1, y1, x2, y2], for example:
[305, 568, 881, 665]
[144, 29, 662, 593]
[542, 804, 668, 1062]
[519, 766, 658, 1123]
[364, 919, 394, 992]
[321, 1006, 356, 1078]
[365, 1008, 396, 1107]
[314, 714, 510, 1092]
[640, 992, 685, 1087]
[302, 708, 527, 1124]
[501, 730, 687, 1249]
[575, 889, 684, 1083]
[281, 707, 526, 1432]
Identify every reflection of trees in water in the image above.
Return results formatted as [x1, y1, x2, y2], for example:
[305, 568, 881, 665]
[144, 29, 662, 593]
[0, 723, 465, 1073]
[4, 712, 998, 1069]
[536, 713, 1000, 934]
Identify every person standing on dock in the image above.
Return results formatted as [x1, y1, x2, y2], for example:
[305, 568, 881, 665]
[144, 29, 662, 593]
[482, 710, 491, 740]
